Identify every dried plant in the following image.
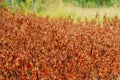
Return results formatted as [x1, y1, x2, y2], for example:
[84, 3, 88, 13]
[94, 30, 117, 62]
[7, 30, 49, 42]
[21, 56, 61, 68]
[0, 8, 120, 80]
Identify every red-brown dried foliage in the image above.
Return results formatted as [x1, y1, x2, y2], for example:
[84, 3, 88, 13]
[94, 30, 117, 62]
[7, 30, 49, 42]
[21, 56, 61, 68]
[0, 8, 120, 80]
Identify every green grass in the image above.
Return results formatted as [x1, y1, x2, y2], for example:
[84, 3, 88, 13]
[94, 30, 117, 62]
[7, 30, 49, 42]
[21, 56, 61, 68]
[37, 4, 120, 22]
[3, 0, 120, 22]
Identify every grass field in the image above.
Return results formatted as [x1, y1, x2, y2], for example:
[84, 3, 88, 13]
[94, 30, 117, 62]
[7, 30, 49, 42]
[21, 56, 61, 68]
[39, 5, 120, 20]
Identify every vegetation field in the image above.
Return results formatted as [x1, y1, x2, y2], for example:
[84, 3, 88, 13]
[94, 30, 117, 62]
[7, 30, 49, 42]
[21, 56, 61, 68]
[0, 0, 120, 80]
[0, 7, 120, 80]
[1, 0, 120, 19]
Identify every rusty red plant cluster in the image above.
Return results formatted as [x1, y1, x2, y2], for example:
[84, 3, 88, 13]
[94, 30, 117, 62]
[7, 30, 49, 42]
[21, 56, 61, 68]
[0, 8, 120, 80]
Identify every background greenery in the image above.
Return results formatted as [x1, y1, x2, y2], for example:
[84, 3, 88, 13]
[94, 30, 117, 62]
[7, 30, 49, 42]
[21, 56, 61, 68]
[1, 0, 120, 8]
[1, 0, 120, 11]
[1, 0, 120, 20]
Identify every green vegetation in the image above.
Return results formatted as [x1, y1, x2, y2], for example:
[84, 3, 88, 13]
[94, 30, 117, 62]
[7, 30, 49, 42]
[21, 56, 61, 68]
[2, 0, 120, 9]
[64, 0, 114, 7]
[0, 0, 120, 19]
